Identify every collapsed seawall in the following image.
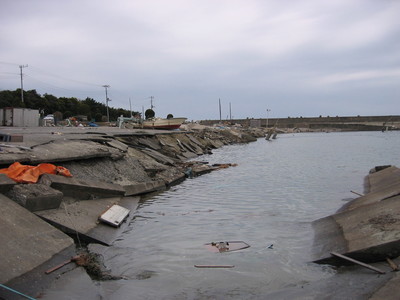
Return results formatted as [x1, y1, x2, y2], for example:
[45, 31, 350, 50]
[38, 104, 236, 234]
[0, 126, 266, 293]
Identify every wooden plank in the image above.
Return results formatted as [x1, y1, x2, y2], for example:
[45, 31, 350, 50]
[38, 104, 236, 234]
[194, 265, 235, 268]
[330, 252, 385, 274]
[99, 204, 130, 228]
[386, 258, 399, 271]
[350, 190, 364, 197]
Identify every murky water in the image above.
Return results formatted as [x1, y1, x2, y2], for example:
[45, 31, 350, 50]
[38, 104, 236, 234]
[98, 131, 400, 299]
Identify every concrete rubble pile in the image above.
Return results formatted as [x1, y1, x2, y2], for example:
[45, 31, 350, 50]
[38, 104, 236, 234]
[0, 126, 265, 294]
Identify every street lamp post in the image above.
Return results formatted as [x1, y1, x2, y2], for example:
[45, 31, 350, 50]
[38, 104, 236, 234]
[266, 109, 271, 128]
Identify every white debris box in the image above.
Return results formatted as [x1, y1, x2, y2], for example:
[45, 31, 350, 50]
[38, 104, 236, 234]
[99, 204, 130, 227]
[0, 107, 40, 127]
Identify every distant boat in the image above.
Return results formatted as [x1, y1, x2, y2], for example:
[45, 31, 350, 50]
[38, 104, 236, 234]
[142, 117, 187, 130]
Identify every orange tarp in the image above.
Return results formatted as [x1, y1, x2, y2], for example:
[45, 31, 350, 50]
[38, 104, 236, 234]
[0, 162, 72, 184]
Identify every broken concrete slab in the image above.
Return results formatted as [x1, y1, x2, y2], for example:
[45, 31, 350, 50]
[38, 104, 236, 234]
[137, 137, 162, 150]
[0, 153, 32, 166]
[0, 244, 77, 300]
[0, 194, 74, 284]
[313, 166, 400, 265]
[105, 139, 129, 152]
[39, 173, 126, 199]
[127, 147, 168, 171]
[164, 173, 186, 187]
[36, 196, 139, 246]
[369, 272, 400, 300]
[186, 133, 206, 148]
[6, 183, 63, 212]
[192, 164, 219, 176]
[141, 148, 177, 165]
[0, 173, 16, 193]
[123, 180, 166, 196]
[29, 140, 118, 164]
[367, 166, 400, 193]
[312, 195, 400, 265]
[338, 182, 400, 212]
[38, 267, 101, 300]
[179, 150, 199, 159]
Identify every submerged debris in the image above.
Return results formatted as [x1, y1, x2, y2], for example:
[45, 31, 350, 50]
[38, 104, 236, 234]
[75, 251, 124, 281]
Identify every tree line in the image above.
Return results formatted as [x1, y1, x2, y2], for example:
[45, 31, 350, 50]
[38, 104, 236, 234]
[0, 89, 139, 122]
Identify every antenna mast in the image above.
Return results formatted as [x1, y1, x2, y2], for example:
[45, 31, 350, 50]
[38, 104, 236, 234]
[150, 96, 154, 109]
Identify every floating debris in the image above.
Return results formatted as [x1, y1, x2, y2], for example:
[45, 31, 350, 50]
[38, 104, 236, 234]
[204, 241, 250, 253]
[194, 265, 235, 268]
[99, 204, 130, 227]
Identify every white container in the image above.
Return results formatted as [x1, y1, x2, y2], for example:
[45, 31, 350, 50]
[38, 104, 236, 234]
[0, 107, 40, 127]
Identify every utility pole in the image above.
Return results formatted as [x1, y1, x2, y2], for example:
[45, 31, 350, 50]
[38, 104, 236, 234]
[19, 64, 28, 103]
[266, 109, 271, 128]
[219, 98, 222, 123]
[129, 98, 132, 117]
[102, 85, 111, 123]
[229, 102, 232, 121]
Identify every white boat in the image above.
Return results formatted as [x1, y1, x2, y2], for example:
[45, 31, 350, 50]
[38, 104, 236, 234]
[142, 117, 187, 130]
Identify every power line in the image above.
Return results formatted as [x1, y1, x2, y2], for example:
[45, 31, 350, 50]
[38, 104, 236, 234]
[25, 75, 101, 94]
[28, 65, 102, 87]
[0, 61, 19, 66]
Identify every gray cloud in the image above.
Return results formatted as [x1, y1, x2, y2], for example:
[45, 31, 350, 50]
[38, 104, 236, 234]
[1, 0, 399, 120]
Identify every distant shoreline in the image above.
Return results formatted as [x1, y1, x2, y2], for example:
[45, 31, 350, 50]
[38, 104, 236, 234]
[200, 114, 400, 131]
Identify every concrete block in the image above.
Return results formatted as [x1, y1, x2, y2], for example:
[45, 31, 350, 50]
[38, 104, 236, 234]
[6, 184, 63, 212]
[124, 180, 166, 196]
[39, 173, 126, 199]
[0, 173, 16, 193]
[313, 195, 400, 265]
[0, 194, 73, 284]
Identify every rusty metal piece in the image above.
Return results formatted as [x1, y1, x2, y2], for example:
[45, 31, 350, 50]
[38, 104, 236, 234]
[45, 255, 80, 274]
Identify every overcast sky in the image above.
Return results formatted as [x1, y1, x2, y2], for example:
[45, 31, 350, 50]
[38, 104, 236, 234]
[1, 0, 399, 120]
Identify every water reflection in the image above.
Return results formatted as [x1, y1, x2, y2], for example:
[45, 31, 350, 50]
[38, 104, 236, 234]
[102, 131, 400, 299]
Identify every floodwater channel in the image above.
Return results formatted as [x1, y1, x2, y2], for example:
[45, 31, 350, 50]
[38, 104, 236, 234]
[47, 131, 400, 299]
